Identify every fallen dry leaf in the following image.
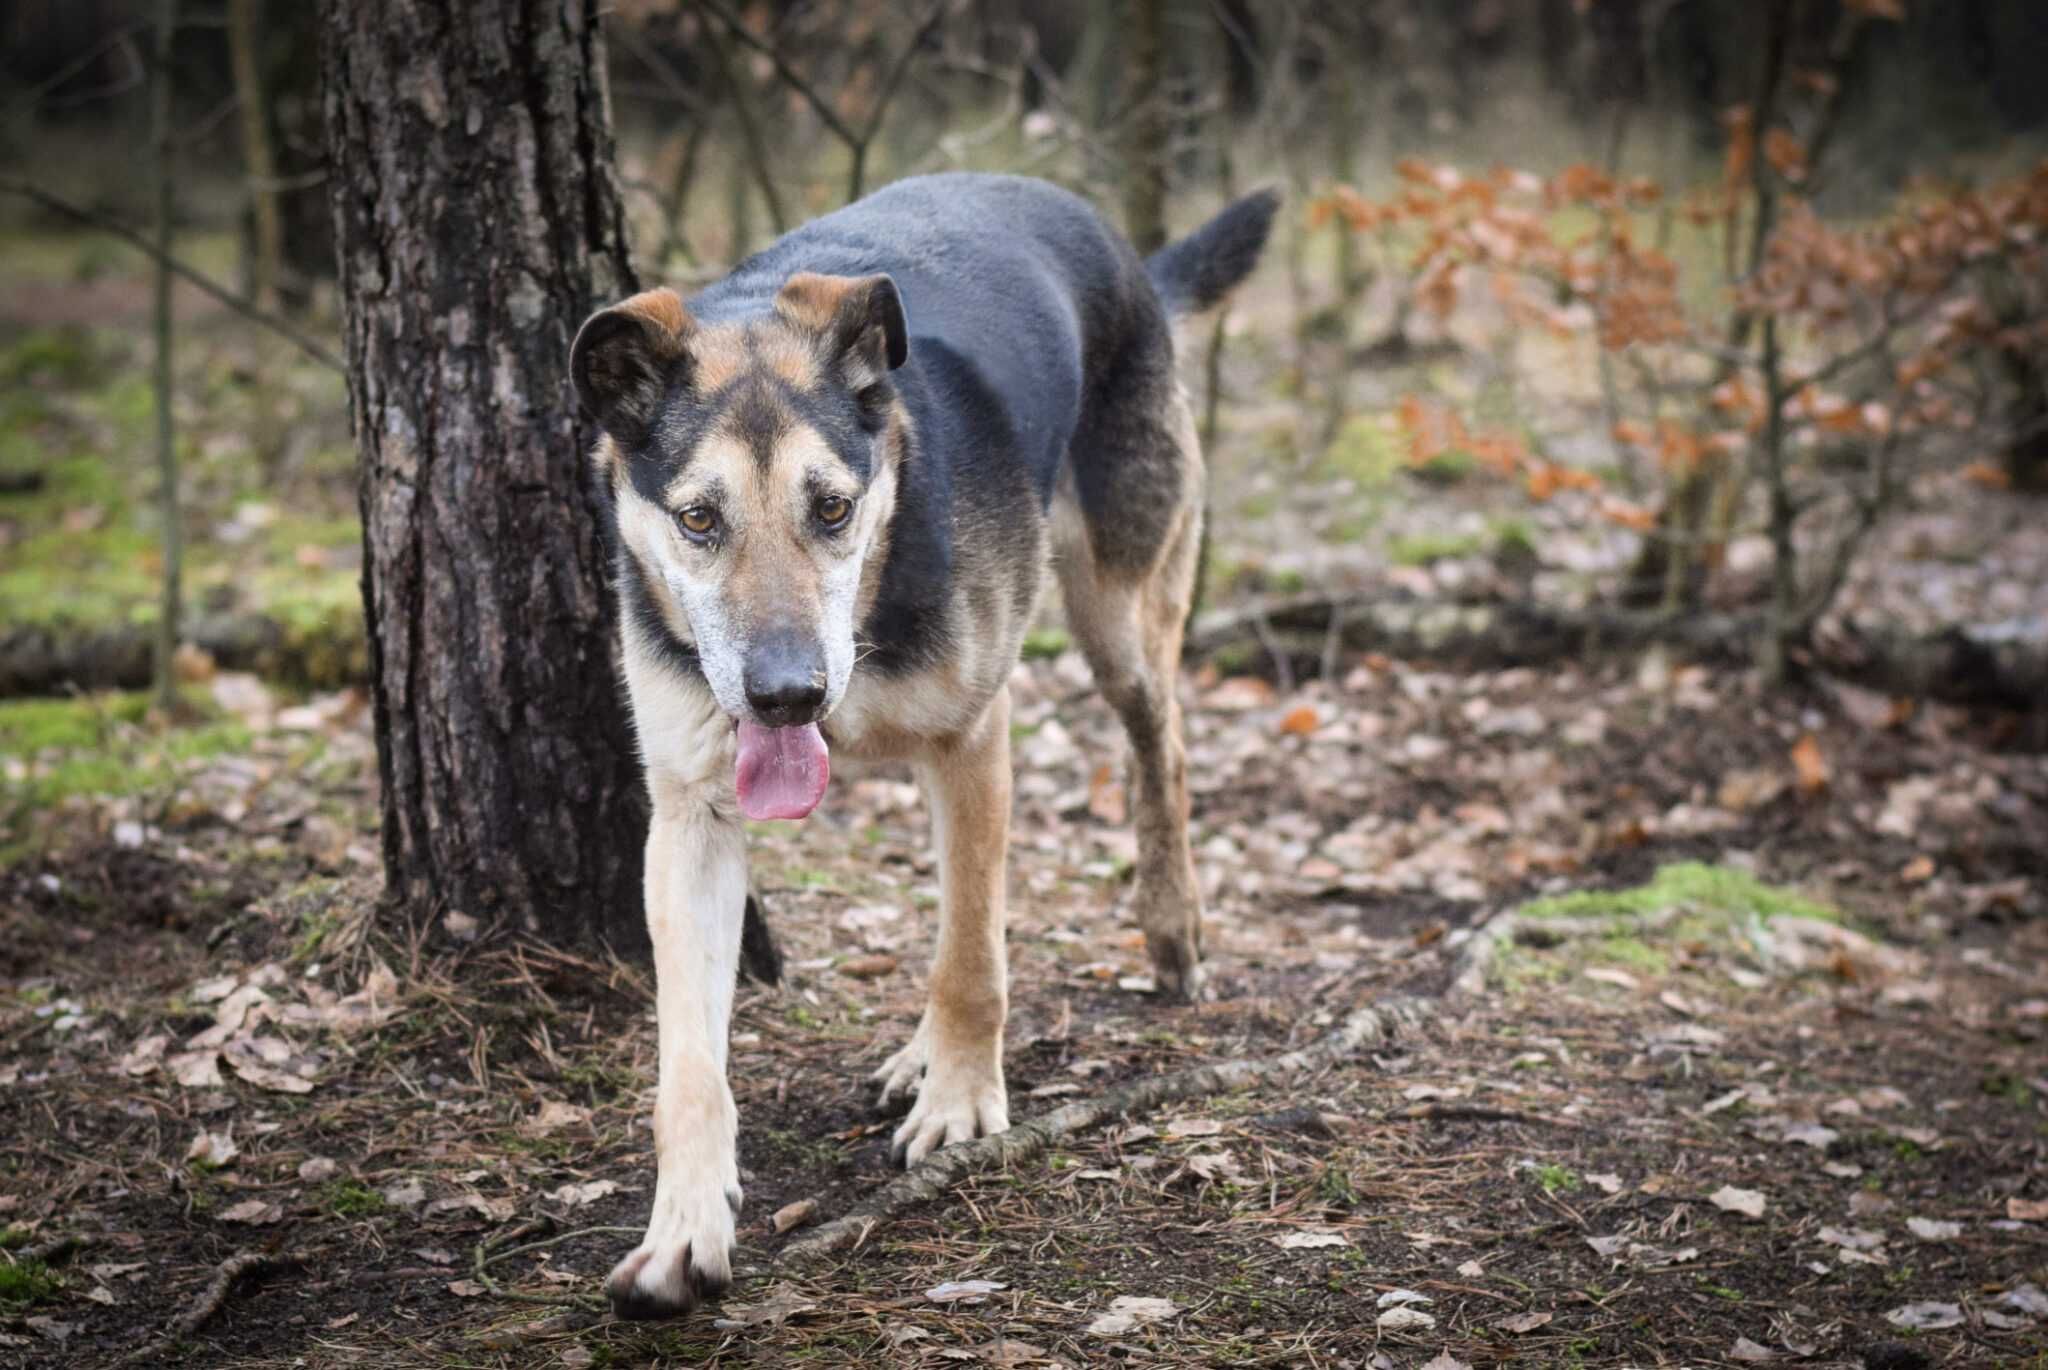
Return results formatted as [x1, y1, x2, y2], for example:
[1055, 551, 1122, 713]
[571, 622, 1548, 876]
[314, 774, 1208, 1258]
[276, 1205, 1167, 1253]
[522, 1100, 591, 1135]
[926, 1279, 1006, 1304]
[1272, 1229, 1347, 1250]
[1086, 763, 1127, 825]
[219, 1199, 282, 1226]
[836, 953, 898, 980]
[185, 1129, 238, 1167]
[168, 1049, 223, 1088]
[1376, 1305, 1436, 1330]
[549, 1179, 620, 1209]
[772, 1198, 819, 1234]
[2008, 1196, 2048, 1221]
[447, 1279, 488, 1298]
[1086, 1295, 1177, 1336]
[713, 1284, 819, 1329]
[1497, 1310, 1552, 1333]
[1790, 733, 1828, 794]
[1710, 1185, 1767, 1219]
[1884, 1301, 1962, 1330]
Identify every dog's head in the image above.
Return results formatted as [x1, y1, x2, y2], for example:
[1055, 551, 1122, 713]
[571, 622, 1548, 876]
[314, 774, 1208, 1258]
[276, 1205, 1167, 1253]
[571, 275, 909, 738]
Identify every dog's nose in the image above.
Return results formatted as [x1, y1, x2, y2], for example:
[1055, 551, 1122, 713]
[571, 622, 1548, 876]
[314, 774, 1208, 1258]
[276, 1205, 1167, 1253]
[743, 630, 827, 726]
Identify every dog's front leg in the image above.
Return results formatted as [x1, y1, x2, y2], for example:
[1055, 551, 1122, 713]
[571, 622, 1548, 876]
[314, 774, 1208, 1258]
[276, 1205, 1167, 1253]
[890, 686, 1013, 1166]
[607, 792, 748, 1319]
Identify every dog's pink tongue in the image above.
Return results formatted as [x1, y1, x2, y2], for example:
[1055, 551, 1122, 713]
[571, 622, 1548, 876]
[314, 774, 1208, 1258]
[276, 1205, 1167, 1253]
[734, 721, 830, 821]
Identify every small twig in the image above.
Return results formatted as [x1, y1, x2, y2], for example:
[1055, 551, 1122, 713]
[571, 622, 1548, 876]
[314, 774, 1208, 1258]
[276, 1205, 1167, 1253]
[479, 1224, 642, 1271]
[1249, 607, 1295, 693]
[19, 1233, 90, 1264]
[1389, 1102, 1587, 1130]
[470, 1215, 606, 1310]
[117, 1250, 297, 1363]
[0, 177, 345, 373]
[779, 996, 1432, 1262]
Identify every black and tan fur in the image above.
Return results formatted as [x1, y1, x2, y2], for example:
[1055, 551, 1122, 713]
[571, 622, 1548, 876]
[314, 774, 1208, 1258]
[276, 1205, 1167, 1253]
[569, 173, 1278, 1318]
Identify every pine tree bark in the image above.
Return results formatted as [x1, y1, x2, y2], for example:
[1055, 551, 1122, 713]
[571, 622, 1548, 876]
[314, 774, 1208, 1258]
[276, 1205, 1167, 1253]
[319, 0, 648, 946]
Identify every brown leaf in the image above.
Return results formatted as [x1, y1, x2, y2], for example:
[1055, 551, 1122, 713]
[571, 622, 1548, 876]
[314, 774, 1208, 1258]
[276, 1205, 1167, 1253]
[836, 953, 898, 980]
[1277, 704, 1320, 736]
[772, 1198, 819, 1235]
[1790, 733, 1828, 795]
[1497, 1310, 1553, 1333]
[1899, 855, 1936, 884]
[1086, 763, 1127, 825]
[219, 1199, 283, 1226]
[2009, 1196, 2048, 1221]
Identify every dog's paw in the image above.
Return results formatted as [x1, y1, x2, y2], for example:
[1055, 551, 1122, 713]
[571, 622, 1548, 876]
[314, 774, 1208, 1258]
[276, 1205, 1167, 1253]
[605, 1181, 741, 1320]
[872, 1019, 930, 1107]
[1144, 929, 1206, 1003]
[890, 1064, 1008, 1168]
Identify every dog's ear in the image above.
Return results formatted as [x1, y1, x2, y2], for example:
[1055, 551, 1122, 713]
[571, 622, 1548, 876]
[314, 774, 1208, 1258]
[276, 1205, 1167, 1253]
[570, 288, 696, 445]
[774, 272, 909, 376]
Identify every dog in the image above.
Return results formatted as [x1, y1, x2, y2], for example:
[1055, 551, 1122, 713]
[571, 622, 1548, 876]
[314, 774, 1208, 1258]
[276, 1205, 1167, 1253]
[569, 172, 1278, 1318]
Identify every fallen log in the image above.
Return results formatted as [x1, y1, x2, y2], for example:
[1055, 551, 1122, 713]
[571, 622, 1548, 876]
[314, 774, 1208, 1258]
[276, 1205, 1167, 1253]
[0, 609, 366, 697]
[1185, 593, 2046, 711]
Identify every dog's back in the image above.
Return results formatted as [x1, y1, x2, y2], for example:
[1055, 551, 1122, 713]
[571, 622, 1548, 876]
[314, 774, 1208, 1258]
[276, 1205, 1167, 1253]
[692, 174, 1147, 501]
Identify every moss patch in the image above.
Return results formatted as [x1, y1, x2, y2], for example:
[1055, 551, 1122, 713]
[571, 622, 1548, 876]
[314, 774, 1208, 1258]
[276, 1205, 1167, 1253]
[1388, 529, 1486, 566]
[1518, 861, 1837, 925]
[0, 1256, 60, 1313]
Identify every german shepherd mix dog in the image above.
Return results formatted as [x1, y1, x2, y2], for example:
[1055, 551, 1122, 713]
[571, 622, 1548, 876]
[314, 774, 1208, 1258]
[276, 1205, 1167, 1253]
[569, 172, 1278, 1318]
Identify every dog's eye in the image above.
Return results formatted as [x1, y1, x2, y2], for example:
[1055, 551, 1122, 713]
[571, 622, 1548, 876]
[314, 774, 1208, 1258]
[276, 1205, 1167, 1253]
[816, 495, 852, 528]
[676, 506, 718, 539]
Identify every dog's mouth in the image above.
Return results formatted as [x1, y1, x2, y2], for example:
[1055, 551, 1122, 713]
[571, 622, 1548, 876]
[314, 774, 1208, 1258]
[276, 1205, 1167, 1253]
[734, 720, 831, 821]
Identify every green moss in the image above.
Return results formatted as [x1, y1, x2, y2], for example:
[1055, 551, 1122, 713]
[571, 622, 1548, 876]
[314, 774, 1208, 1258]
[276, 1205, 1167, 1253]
[1518, 862, 1837, 924]
[1021, 627, 1070, 660]
[1490, 516, 1538, 560]
[0, 693, 150, 752]
[1593, 935, 1669, 974]
[0, 326, 102, 388]
[0, 692, 252, 857]
[318, 1180, 388, 1218]
[1531, 1163, 1580, 1194]
[1406, 446, 1478, 485]
[1388, 529, 1486, 566]
[0, 1257, 59, 1312]
[1316, 415, 1404, 489]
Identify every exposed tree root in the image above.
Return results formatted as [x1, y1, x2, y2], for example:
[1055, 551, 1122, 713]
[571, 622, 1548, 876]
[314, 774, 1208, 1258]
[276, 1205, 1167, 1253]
[1390, 1101, 1586, 1129]
[778, 995, 1433, 1264]
[1446, 907, 1688, 1004]
[116, 1249, 298, 1364]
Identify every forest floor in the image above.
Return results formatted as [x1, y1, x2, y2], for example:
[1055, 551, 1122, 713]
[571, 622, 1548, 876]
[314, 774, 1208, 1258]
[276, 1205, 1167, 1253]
[3, 235, 2048, 1368]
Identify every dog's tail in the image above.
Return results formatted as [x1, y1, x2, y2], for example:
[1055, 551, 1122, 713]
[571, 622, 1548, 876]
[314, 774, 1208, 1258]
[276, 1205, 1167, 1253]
[1144, 186, 1282, 318]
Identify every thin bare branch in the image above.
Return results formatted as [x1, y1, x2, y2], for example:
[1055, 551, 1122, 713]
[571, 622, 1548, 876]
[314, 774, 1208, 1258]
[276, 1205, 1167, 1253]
[0, 178, 345, 373]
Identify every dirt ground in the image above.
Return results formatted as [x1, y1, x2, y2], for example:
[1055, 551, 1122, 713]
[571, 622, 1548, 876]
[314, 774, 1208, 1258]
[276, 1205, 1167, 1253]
[3, 641, 2045, 1368]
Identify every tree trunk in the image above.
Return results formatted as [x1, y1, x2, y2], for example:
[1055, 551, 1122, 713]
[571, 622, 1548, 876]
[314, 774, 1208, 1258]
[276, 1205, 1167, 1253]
[319, 0, 648, 947]
[151, 0, 182, 718]
[1121, 0, 1170, 254]
[227, 0, 286, 312]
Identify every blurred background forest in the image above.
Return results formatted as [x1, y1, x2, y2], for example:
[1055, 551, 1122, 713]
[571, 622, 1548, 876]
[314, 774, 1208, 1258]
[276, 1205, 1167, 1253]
[4, 0, 2046, 730]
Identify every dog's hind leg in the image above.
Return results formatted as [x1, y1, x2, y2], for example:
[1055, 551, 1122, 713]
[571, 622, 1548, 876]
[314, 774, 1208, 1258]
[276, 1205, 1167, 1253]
[607, 769, 750, 1318]
[882, 685, 1014, 1166]
[1055, 389, 1207, 1000]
